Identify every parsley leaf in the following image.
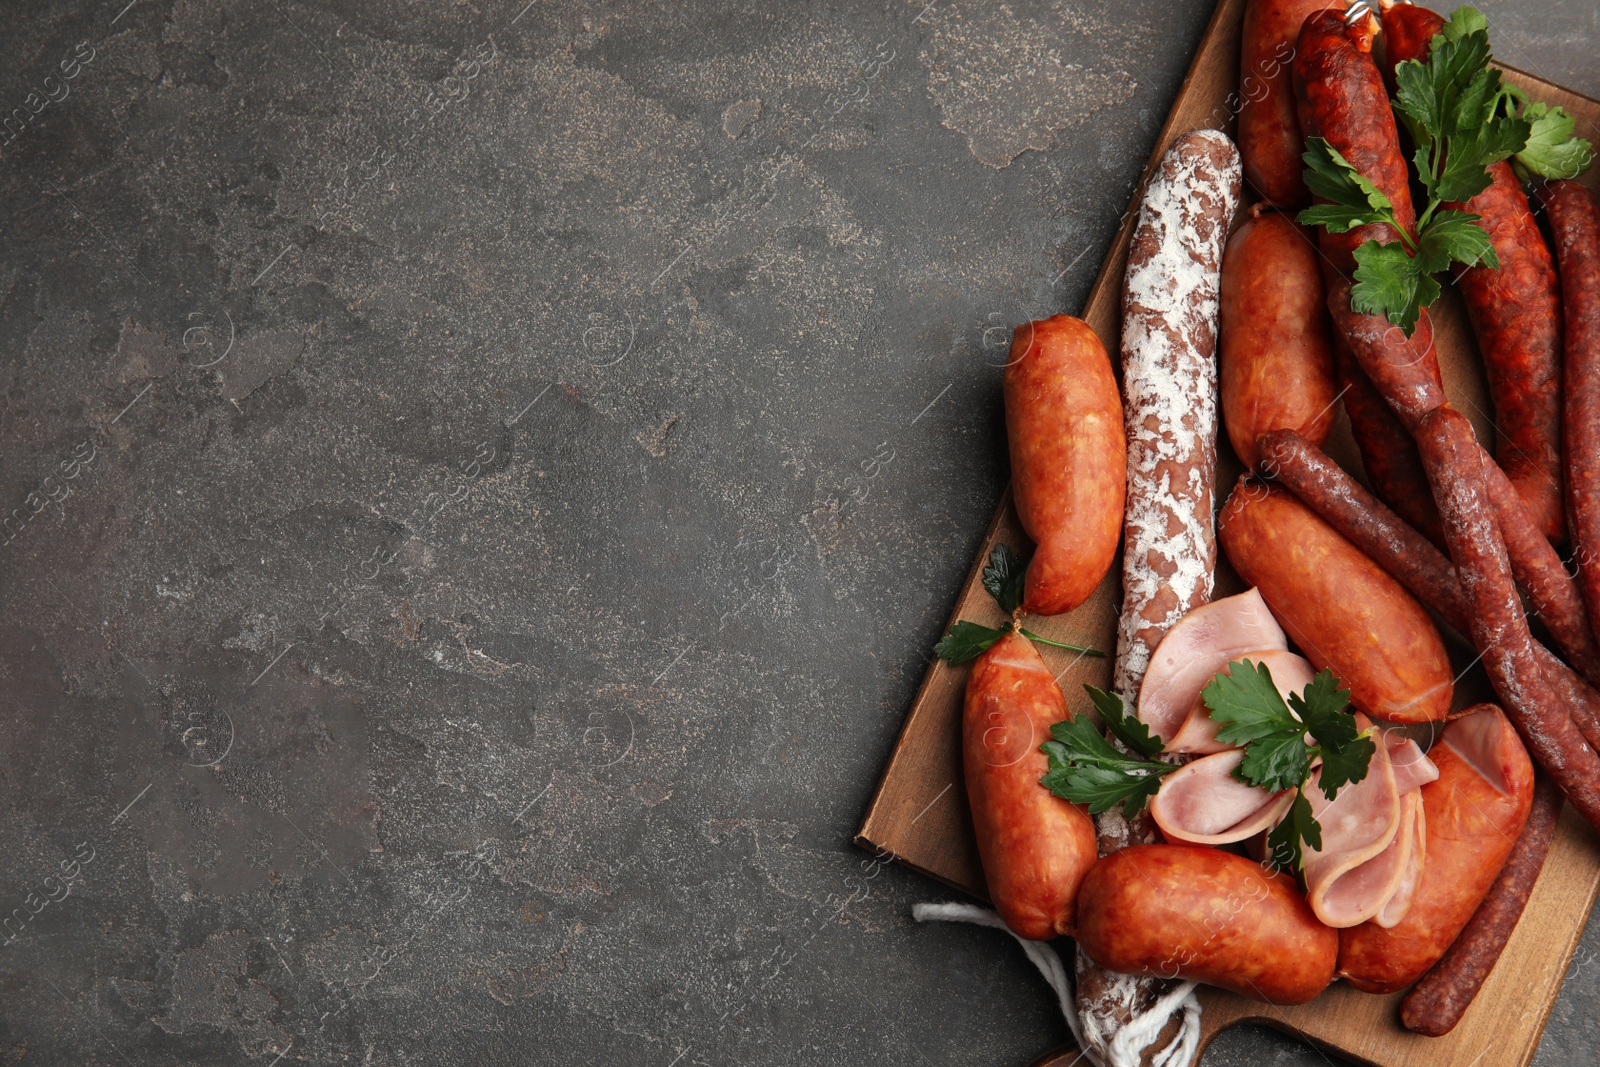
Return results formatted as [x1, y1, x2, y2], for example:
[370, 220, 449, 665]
[1434, 110, 1529, 203]
[1266, 789, 1321, 874]
[1202, 658, 1312, 795]
[1352, 240, 1439, 334]
[1203, 658, 1300, 745]
[982, 543, 1027, 616]
[933, 620, 1009, 665]
[1288, 670, 1377, 799]
[1514, 101, 1595, 180]
[1084, 685, 1164, 758]
[1299, 139, 1403, 234]
[1040, 715, 1173, 816]
[1415, 209, 1498, 275]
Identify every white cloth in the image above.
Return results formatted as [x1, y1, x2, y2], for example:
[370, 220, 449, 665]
[913, 902, 1201, 1067]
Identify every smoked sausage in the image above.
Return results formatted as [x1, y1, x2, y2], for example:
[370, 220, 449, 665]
[1237, 0, 1330, 207]
[1218, 477, 1453, 723]
[1004, 315, 1126, 616]
[1413, 407, 1600, 832]
[1540, 181, 1600, 639]
[1219, 205, 1338, 469]
[963, 629, 1097, 939]
[1382, 2, 1565, 542]
[1401, 775, 1562, 1035]
[1337, 705, 1535, 993]
[1333, 335, 1446, 548]
[1076, 844, 1337, 1005]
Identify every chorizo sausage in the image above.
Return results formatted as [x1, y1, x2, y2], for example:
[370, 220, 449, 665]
[1237, 0, 1329, 207]
[1381, 2, 1565, 542]
[1004, 315, 1126, 616]
[1337, 704, 1535, 993]
[1293, 10, 1416, 275]
[1333, 334, 1446, 548]
[1413, 406, 1600, 831]
[1079, 127, 1242, 1058]
[1218, 477, 1453, 723]
[1075, 844, 1337, 1005]
[963, 629, 1097, 940]
[1256, 428, 1600, 755]
[1401, 774, 1563, 1034]
[1219, 205, 1338, 469]
[1540, 181, 1600, 639]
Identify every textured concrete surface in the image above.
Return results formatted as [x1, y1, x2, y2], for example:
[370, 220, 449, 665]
[0, 1, 1595, 1065]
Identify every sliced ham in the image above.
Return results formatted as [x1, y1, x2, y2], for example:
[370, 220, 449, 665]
[1374, 790, 1427, 928]
[1165, 648, 1317, 754]
[1387, 733, 1441, 795]
[1137, 588, 1289, 744]
[1302, 718, 1409, 928]
[1149, 749, 1297, 845]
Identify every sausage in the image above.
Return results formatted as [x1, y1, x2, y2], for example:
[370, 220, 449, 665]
[1333, 335, 1446, 548]
[1413, 406, 1600, 831]
[962, 629, 1098, 940]
[1453, 162, 1565, 541]
[1237, 0, 1330, 207]
[1381, 3, 1565, 542]
[1293, 10, 1416, 274]
[1539, 181, 1600, 641]
[1218, 477, 1453, 722]
[1256, 428, 1600, 755]
[1401, 774, 1563, 1035]
[1004, 316, 1126, 616]
[1111, 128, 1241, 702]
[1329, 269, 1600, 685]
[1079, 127, 1242, 1057]
[1075, 844, 1337, 1005]
[1337, 704, 1536, 993]
[1326, 274, 1445, 426]
[1219, 205, 1338, 469]
[1481, 455, 1600, 687]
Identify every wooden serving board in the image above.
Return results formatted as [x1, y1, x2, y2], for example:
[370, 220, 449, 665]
[856, 1, 1600, 1064]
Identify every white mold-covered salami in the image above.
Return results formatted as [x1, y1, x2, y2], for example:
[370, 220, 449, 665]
[1076, 127, 1242, 1062]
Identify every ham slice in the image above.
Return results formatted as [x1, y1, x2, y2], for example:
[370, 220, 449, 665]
[1388, 733, 1441, 795]
[1303, 718, 1408, 928]
[1149, 748, 1296, 845]
[1374, 790, 1427, 928]
[1165, 648, 1317, 754]
[1137, 588, 1289, 744]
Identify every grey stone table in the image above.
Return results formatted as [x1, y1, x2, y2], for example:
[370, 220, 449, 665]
[1, 1, 1595, 1064]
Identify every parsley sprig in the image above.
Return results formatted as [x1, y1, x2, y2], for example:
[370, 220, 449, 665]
[1041, 692, 1174, 816]
[1296, 6, 1589, 334]
[1202, 660, 1375, 872]
[931, 544, 1106, 664]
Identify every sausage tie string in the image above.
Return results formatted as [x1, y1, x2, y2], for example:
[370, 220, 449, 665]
[912, 902, 1201, 1067]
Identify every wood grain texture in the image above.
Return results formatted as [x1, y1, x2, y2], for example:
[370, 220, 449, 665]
[856, 0, 1600, 1063]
